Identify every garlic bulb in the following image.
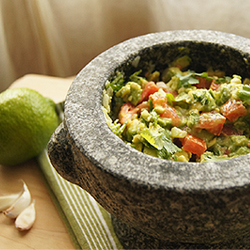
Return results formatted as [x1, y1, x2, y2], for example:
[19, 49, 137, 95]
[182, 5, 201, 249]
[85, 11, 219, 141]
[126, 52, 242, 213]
[4, 180, 31, 218]
[0, 192, 21, 212]
[15, 200, 36, 231]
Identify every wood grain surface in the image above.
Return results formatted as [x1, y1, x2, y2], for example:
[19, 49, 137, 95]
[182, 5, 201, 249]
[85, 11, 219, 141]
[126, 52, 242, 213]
[0, 74, 75, 249]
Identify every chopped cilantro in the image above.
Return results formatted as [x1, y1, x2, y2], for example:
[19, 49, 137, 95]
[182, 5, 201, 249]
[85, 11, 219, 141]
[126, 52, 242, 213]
[140, 128, 164, 150]
[195, 72, 213, 81]
[110, 119, 127, 137]
[157, 131, 181, 159]
[129, 70, 147, 86]
[177, 71, 214, 88]
[214, 76, 232, 84]
[110, 72, 125, 93]
[200, 152, 229, 162]
[192, 89, 216, 110]
[187, 112, 199, 128]
[148, 98, 153, 111]
[177, 71, 199, 87]
[140, 128, 180, 159]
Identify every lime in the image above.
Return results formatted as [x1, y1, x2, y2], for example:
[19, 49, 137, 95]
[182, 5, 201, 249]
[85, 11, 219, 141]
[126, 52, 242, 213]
[0, 88, 59, 166]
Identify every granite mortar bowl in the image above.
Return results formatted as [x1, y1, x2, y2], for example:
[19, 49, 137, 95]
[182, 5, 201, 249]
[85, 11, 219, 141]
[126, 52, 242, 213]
[48, 30, 250, 249]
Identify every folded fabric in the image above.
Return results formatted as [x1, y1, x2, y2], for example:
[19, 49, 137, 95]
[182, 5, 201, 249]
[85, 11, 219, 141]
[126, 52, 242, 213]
[37, 150, 123, 250]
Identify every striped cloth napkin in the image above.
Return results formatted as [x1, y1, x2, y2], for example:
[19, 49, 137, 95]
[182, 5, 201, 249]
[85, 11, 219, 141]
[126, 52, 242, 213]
[37, 150, 123, 250]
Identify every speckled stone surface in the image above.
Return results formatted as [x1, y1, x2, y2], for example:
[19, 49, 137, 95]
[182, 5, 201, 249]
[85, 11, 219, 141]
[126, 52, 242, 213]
[111, 216, 250, 249]
[48, 30, 250, 248]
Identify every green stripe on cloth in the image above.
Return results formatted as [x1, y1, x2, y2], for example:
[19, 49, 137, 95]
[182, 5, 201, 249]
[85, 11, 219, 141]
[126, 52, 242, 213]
[37, 149, 123, 250]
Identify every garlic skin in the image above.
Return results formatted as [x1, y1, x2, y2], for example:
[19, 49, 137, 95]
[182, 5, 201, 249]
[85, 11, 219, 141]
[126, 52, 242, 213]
[15, 200, 36, 231]
[4, 181, 31, 219]
[0, 192, 21, 212]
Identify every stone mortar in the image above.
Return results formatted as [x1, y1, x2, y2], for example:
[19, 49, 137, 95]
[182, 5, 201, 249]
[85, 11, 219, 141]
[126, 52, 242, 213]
[48, 30, 250, 249]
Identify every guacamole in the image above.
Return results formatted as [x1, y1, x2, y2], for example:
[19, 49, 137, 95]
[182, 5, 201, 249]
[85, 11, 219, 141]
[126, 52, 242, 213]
[102, 60, 250, 162]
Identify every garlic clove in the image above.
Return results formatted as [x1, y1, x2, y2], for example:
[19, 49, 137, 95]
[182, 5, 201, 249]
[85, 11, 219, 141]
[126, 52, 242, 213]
[0, 192, 21, 212]
[4, 180, 31, 218]
[15, 200, 35, 231]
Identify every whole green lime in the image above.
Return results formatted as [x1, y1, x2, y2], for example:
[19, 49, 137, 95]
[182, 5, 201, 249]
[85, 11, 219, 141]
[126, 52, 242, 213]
[0, 88, 59, 166]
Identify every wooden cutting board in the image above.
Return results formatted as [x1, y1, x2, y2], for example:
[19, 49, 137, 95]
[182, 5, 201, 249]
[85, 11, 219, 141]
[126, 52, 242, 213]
[0, 74, 75, 249]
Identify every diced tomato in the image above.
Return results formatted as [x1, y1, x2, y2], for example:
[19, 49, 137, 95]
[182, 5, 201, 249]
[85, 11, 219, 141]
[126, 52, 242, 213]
[149, 90, 181, 126]
[176, 64, 183, 70]
[195, 76, 212, 89]
[224, 149, 231, 155]
[118, 103, 139, 124]
[210, 80, 220, 91]
[181, 134, 207, 156]
[118, 102, 150, 124]
[139, 81, 160, 103]
[220, 99, 247, 122]
[160, 105, 182, 126]
[196, 111, 226, 136]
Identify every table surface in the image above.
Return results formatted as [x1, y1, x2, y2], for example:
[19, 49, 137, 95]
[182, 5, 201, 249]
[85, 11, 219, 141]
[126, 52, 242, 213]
[0, 74, 75, 249]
